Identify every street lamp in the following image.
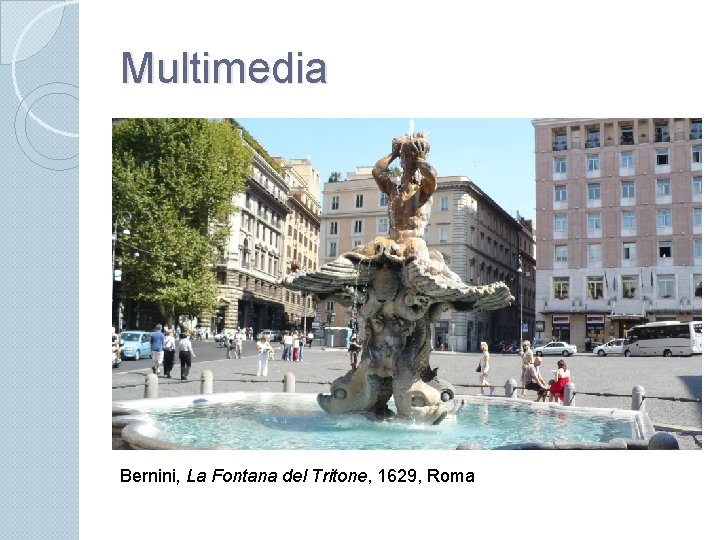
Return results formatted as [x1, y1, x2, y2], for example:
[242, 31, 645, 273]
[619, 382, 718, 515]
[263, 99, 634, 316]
[517, 255, 523, 346]
[112, 212, 131, 331]
[111, 212, 131, 282]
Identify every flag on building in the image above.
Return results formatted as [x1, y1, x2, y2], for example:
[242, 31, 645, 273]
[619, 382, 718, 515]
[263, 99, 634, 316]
[604, 271, 609, 290]
[613, 275, 617, 292]
[651, 271, 654, 287]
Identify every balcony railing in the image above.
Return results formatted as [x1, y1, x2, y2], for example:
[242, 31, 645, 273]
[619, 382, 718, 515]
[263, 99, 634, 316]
[620, 136, 635, 145]
[585, 139, 600, 149]
[552, 142, 567, 151]
[654, 134, 671, 143]
[690, 129, 702, 140]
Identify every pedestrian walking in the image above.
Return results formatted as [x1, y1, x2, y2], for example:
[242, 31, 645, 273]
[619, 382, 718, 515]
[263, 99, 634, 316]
[519, 340, 533, 396]
[178, 332, 196, 380]
[162, 328, 176, 378]
[256, 335, 272, 376]
[150, 324, 165, 375]
[306, 331, 314, 348]
[226, 332, 238, 359]
[292, 332, 300, 361]
[282, 331, 293, 361]
[298, 333, 305, 361]
[477, 341, 491, 395]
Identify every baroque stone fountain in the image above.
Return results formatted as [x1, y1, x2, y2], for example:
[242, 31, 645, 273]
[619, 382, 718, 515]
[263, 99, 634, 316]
[283, 133, 513, 425]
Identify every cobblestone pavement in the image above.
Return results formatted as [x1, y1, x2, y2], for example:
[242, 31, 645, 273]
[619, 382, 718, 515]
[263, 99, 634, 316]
[112, 343, 702, 449]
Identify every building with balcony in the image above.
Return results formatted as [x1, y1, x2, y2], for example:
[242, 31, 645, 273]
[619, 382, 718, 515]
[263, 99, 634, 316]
[533, 118, 702, 347]
[208, 138, 292, 333]
[275, 157, 322, 331]
[318, 168, 536, 351]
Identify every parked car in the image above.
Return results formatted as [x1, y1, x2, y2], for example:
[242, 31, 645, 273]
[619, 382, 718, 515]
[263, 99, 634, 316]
[259, 329, 281, 342]
[593, 338, 626, 356]
[534, 341, 577, 357]
[118, 330, 152, 360]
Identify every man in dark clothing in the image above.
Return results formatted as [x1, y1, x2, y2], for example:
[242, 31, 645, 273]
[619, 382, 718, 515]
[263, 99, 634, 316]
[150, 324, 165, 375]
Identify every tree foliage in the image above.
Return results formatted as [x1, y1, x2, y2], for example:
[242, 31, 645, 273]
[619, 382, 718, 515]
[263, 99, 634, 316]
[112, 118, 251, 325]
[328, 171, 342, 183]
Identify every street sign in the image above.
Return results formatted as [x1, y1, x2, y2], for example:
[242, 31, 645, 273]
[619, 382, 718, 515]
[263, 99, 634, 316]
[311, 321, 320, 329]
[522, 323, 528, 332]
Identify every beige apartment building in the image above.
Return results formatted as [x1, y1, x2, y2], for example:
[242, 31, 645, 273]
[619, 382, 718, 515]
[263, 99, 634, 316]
[533, 118, 702, 347]
[209, 127, 322, 334]
[319, 168, 536, 352]
[276, 158, 321, 330]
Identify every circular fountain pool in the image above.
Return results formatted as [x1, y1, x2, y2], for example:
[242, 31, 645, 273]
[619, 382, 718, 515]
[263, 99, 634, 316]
[113, 392, 654, 450]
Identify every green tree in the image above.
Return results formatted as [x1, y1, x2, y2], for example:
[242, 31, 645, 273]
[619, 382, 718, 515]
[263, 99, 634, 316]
[328, 171, 342, 183]
[112, 118, 251, 327]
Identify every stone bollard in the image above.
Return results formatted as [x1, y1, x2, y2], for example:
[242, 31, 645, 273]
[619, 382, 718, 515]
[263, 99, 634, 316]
[648, 432, 679, 450]
[505, 378, 517, 398]
[144, 373, 158, 399]
[201, 370, 213, 395]
[631, 385, 645, 411]
[283, 372, 295, 393]
[563, 381, 575, 406]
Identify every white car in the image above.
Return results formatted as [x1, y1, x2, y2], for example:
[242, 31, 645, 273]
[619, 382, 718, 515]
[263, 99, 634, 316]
[259, 329, 281, 342]
[593, 339, 626, 356]
[534, 341, 577, 357]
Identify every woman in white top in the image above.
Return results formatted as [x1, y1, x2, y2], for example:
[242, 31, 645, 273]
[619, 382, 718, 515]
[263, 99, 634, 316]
[178, 333, 195, 381]
[162, 328, 176, 378]
[478, 341, 491, 395]
[256, 335, 272, 376]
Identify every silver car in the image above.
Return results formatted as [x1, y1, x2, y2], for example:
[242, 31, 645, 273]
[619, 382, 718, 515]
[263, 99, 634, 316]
[593, 339, 626, 356]
[534, 341, 577, 357]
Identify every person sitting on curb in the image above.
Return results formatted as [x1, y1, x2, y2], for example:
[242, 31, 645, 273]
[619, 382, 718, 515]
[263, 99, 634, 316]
[521, 355, 549, 402]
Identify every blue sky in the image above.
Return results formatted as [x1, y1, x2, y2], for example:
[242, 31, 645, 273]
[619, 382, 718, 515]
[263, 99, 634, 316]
[237, 119, 537, 221]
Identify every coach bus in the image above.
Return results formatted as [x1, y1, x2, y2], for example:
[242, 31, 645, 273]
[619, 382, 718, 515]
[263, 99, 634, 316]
[623, 321, 702, 357]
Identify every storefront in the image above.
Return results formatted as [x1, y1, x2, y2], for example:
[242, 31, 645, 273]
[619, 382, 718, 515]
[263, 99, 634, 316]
[551, 315, 570, 342]
[586, 315, 606, 345]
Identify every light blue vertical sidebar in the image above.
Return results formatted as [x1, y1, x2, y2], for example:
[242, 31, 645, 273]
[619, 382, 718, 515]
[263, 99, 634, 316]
[0, 2, 79, 539]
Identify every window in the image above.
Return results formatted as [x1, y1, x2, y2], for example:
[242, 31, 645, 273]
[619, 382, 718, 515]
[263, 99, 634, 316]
[692, 145, 702, 164]
[587, 183, 600, 201]
[423, 226, 430, 242]
[621, 180, 635, 199]
[587, 154, 600, 172]
[440, 196, 449, 211]
[656, 178, 671, 197]
[553, 277, 570, 299]
[328, 242, 337, 257]
[620, 151, 634, 168]
[554, 156, 567, 173]
[694, 208, 702, 227]
[658, 241, 672, 258]
[355, 194, 364, 208]
[353, 220, 363, 234]
[622, 242, 636, 261]
[622, 211, 636, 230]
[331, 196, 339, 210]
[554, 214, 567, 232]
[622, 275, 638, 299]
[553, 131, 567, 151]
[693, 176, 702, 196]
[655, 148, 669, 166]
[587, 212, 601, 231]
[353, 240, 362, 248]
[438, 225, 448, 243]
[586, 129, 600, 148]
[657, 209, 672, 228]
[588, 243, 602, 263]
[554, 185, 567, 202]
[554, 245, 568, 262]
[378, 217, 388, 233]
[694, 274, 702, 297]
[621, 126, 634, 145]
[379, 192, 389, 207]
[657, 274, 675, 299]
[329, 221, 338, 235]
[655, 123, 670, 143]
[691, 119, 702, 140]
[587, 276, 604, 300]
[695, 239, 702, 258]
